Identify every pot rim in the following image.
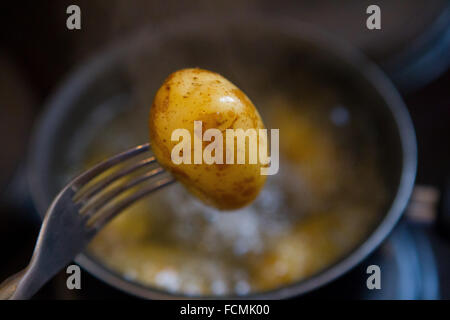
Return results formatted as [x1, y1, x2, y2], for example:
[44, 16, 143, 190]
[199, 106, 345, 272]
[27, 14, 417, 299]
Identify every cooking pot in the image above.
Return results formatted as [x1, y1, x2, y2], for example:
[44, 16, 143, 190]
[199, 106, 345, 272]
[28, 15, 417, 299]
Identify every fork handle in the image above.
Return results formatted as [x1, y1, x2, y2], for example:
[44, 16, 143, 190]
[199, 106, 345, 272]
[0, 268, 28, 300]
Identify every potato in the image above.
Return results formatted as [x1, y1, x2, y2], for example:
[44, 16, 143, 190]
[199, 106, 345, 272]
[149, 68, 267, 210]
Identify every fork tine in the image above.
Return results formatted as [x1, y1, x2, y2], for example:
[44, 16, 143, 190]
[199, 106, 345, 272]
[71, 143, 150, 191]
[80, 167, 165, 219]
[88, 177, 175, 230]
[73, 156, 157, 204]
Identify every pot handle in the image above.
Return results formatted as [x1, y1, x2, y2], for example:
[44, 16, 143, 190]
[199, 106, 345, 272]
[0, 268, 27, 300]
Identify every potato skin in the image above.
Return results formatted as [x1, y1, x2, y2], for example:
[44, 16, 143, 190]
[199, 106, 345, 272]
[149, 68, 267, 210]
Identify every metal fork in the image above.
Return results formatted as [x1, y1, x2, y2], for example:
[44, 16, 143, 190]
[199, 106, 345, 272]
[0, 143, 174, 300]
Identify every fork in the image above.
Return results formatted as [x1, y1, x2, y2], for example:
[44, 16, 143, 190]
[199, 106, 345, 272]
[0, 143, 174, 300]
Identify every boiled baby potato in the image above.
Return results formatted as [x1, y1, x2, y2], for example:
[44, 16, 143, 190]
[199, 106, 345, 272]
[149, 68, 267, 210]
